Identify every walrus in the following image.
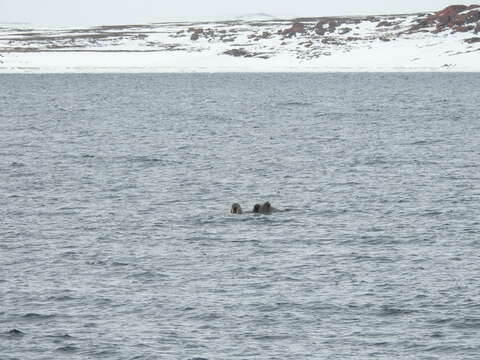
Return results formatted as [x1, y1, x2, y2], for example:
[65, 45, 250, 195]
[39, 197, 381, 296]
[231, 203, 243, 214]
[232, 201, 287, 215]
[253, 201, 279, 214]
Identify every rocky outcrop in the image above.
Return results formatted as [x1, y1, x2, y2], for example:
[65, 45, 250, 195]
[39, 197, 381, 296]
[314, 20, 339, 35]
[409, 4, 480, 33]
[455, 25, 476, 32]
[223, 48, 251, 57]
[188, 28, 203, 41]
[314, 22, 327, 36]
[223, 48, 270, 59]
[188, 27, 217, 40]
[339, 27, 352, 35]
[281, 22, 305, 37]
[377, 21, 395, 27]
[464, 36, 480, 43]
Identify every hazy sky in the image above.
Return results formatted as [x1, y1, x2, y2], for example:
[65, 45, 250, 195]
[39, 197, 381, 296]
[0, 0, 459, 27]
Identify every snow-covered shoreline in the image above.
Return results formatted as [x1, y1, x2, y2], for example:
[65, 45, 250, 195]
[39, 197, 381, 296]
[1, 5, 479, 73]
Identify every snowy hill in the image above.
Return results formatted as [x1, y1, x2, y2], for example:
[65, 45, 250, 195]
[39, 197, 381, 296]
[0, 5, 479, 72]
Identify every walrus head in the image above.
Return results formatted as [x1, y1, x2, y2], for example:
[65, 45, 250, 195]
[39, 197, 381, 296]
[260, 201, 273, 213]
[231, 203, 243, 214]
[253, 204, 261, 213]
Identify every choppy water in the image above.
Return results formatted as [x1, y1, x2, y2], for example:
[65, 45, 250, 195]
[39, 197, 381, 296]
[1, 73, 480, 359]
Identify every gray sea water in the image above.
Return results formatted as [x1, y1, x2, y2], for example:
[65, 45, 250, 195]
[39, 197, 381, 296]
[1, 73, 479, 360]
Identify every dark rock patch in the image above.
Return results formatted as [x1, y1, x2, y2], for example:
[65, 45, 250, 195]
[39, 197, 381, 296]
[455, 25, 475, 32]
[321, 37, 344, 45]
[282, 22, 305, 37]
[339, 27, 352, 35]
[188, 27, 203, 41]
[464, 36, 480, 43]
[377, 21, 395, 27]
[223, 48, 251, 57]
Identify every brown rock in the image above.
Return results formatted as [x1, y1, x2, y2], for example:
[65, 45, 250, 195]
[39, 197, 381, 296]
[223, 48, 251, 57]
[328, 21, 338, 32]
[377, 21, 394, 27]
[436, 5, 468, 26]
[314, 20, 329, 35]
[188, 27, 203, 41]
[410, 5, 480, 33]
[410, 19, 432, 32]
[321, 37, 343, 45]
[464, 36, 480, 43]
[282, 22, 305, 37]
[454, 25, 475, 32]
[315, 27, 326, 35]
[437, 5, 468, 16]
[453, 10, 480, 25]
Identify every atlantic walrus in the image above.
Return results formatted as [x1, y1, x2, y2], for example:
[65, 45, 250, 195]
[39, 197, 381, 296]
[252, 201, 279, 214]
[232, 201, 286, 214]
[231, 203, 243, 214]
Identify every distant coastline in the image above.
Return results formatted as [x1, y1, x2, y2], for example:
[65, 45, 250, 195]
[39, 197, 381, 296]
[1, 4, 479, 72]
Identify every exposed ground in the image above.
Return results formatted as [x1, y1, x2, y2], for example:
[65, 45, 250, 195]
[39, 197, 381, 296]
[0, 5, 479, 71]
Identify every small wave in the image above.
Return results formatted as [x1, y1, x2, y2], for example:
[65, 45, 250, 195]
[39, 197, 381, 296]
[10, 162, 26, 167]
[189, 312, 222, 321]
[364, 158, 389, 165]
[277, 101, 312, 107]
[111, 261, 129, 266]
[86, 260, 108, 266]
[253, 334, 290, 341]
[49, 295, 75, 302]
[420, 210, 442, 217]
[451, 318, 480, 329]
[407, 139, 443, 146]
[23, 312, 56, 320]
[9, 172, 36, 178]
[6, 329, 25, 336]
[48, 333, 74, 339]
[428, 317, 453, 324]
[56, 345, 78, 352]
[379, 305, 416, 316]
[128, 271, 156, 279]
[133, 156, 163, 163]
[329, 181, 360, 187]
[129, 155, 178, 165]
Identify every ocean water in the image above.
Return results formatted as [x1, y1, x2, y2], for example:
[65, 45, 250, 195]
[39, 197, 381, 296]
[1, 73, 479, 360]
